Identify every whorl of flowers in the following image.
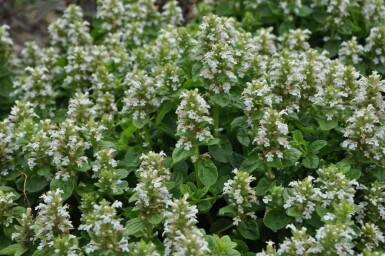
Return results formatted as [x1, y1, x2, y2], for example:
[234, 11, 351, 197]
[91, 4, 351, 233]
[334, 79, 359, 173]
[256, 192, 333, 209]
[64, 46, 110, 91]
[79, 200, 129, 254]
[339, 37, 364, 65]
[223, 169, 258, 225]
[278, 0, 302, 19]
[40, 47, 63, 77]
[283, 176, 321, 223]
[175, 89, 213, 151]
[256, 241, 277, 256]
[241, 79, 273, 115]
[0, 189, 17, 227]
[358, 182, 385, 223]
[33, 189, 73, 250]
[276, 224, 317, 255]
[12, 66, 55, 110]
[354, 72, 385, 112]
[92, 148, 127, 195]
[193, 14, 237, 57]
[313, 221, 356, 255]
[365, 26, 385, 65]
[67, 92, 96, 124]
[341, 104, 384, 162]
[25, 119, 54, 170]
[11, 208, 35, 247]
[130, 240, 160, 256]
[162, 0, 184, 26]
[268, 52, 303, 113]
[251, 27, 277, 55]
[316, 165, 358, 207]
[163, 195, 210, 256]
[121, 69, 162, 121]
[51, 234, 83, 256]
[279, 29, 311, 52]
[153, 63, 183, 92]
[253, 108, 290, 162]
[312, 60, 358, 121]
[359, 222, 385, 251]
[48, 121, 88, 180]
[0, 24, 13, 59]
[134, 151, 171, 219]
[48, 4, 92, 49]
[96, 0, 126, 32]
[20, 41, 42, 67]
[361, 0, 385, 26]
[321, 0, 354, 39]
[200, 41, 238, 94]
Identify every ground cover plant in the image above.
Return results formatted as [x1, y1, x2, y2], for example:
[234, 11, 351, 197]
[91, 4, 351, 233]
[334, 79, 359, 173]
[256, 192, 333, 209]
[1, 0, 385, 255]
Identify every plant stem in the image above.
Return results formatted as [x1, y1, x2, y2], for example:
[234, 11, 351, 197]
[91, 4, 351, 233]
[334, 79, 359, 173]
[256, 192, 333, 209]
[216, 223, 234, 234]
[213, 105, 220, 136]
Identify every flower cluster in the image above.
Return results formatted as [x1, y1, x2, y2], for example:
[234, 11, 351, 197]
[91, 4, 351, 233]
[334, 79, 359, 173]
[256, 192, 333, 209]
[121, 69, 162, 122]
[339, 37, 364, 65]
[175, 89, 213, 150]
[0, 24, 13, 60]
[0, 189, 18, 227]
[283, 176, 321, 222]
[79, 200, 129, 254]
[364, 26, 385, 65]
[133, 151, 171, 220]
[163, 195, 210, 256]
[34, 189, 73, 250]
[253, 108, 290, 162]
[223, 169, 258, 225]
[48, 4, 92, 50]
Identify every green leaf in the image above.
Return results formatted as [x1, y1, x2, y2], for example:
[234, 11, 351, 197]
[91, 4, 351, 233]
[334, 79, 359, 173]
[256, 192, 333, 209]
[196, 159, 218, 187]
[323, 40, 340, 58]
[31, 246, 50, 256]
[155, 102, 174, 126]
[255, 178, 272, 196]
[302, 155, 319, 169]
[198, 201, 212, 212]
[293, 130, 304, 143]
[240, 155, 263, 173]
[132, 117, 148, 129]
[308, 140, 327, 152]
[207, 235, 241, 256]
[209, 138, 233, 163]
[346, 168, 361, 180]
[263, 209, 291, 231]
[238, 219, 260, 240]
[236, 130, 250, 146]
[172, 147, 193, 164]
[25, 175, 49, 193]
[50, 176, 75, 201]
[37, 167, 51, 176]
[147, 214, 163, 225]
[180, 183, 193, 195]
[204, 138, 221, 146]
[316, 205, 330, 218]
[192, 63, 202, 82]
[210, 93, 231, 107]
[0, 244, 25, 255]
[317, 118, 338, 131]
[286, 207, 303, 218]
[297, 5, 313, 17]
[373, 168, 385, 181]
[126, 217, 144, 235]
[218, 205, 237, 217]
[230, 116, 247, 131]
[282, 148, 302, 167]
